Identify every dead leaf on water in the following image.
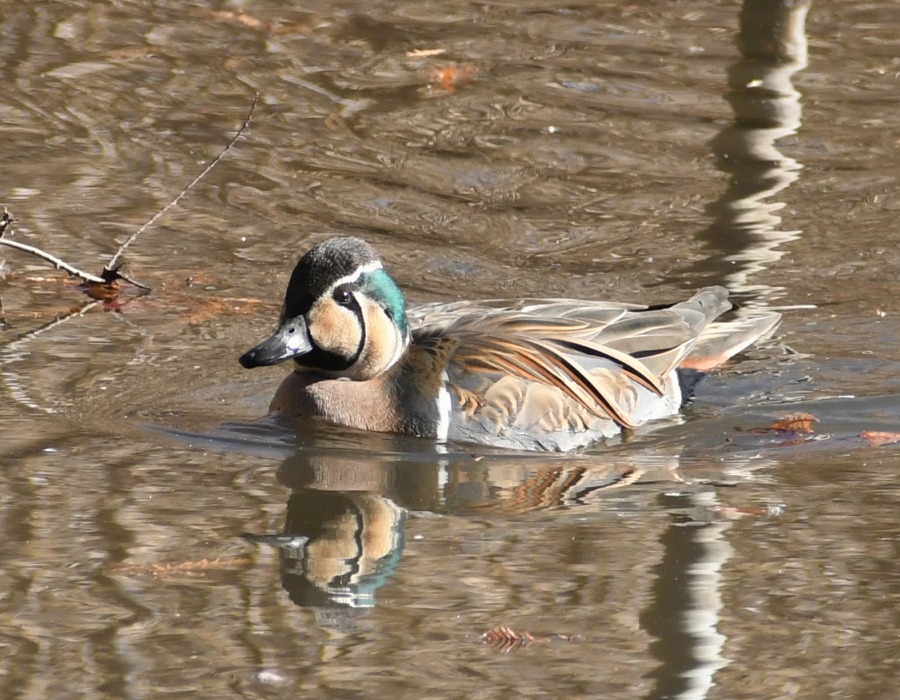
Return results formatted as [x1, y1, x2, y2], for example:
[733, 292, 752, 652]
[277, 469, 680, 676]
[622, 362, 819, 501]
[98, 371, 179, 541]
[740, 412, 819, 435]
[205, 9, 265, 29]
[84, 280, 120, 301]
[767, 413, 819, 433]
[860, 431, 900, 447]
[730, 412, 822, 448]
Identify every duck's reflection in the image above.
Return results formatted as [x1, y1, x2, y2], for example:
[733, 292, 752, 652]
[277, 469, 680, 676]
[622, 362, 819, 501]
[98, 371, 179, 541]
[238, 435, 769, 700]
[245, 489, 406, 609]
[239, 422, 765, 615]
[244, 442, 665, 609]
[237, 417, 684, 606]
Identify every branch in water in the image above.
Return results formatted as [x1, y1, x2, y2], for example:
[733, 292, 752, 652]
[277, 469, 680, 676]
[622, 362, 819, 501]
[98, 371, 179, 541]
[103, 92, 259, 277]
[0, 92, 259, 296]
[0, 210, 106, 284]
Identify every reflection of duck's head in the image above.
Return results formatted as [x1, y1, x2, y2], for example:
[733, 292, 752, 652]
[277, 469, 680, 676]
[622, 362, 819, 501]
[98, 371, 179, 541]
[244, 490, 406, 609]
[240, 236, 780, 451]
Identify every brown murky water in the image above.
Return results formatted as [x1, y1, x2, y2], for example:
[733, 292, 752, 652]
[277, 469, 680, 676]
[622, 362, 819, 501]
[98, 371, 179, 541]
[1, 1, 898, 697]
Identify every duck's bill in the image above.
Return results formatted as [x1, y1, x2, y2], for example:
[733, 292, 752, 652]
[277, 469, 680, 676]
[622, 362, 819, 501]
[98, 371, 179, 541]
[239, 318, 313, 368]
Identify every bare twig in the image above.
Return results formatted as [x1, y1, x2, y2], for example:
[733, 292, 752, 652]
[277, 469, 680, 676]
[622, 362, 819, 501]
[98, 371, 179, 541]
[113, 270, 152, 292]
[103, 92, 259, 276]
[0, 212, 106, 284]
[0, 92, 259, 296]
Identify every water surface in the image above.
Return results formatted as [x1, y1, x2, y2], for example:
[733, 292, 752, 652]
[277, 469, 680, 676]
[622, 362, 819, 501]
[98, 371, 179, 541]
[1, 1, 898, 698]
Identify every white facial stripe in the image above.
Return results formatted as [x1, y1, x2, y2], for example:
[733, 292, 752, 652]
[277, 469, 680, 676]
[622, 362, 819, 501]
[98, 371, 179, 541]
[435, 371, 451, 442]
[327, 260, 383, 294]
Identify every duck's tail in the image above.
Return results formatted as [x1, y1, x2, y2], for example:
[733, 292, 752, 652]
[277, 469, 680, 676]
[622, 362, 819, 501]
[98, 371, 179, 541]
[680, 311, 782, 371]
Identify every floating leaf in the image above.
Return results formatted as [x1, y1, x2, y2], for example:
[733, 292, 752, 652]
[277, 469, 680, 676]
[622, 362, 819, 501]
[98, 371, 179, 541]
[83, 280, 120, 301]
[768, 413, 819, 433]
[195, 9, 310, 36]
[740, 412, 819, 435]
[860, 431, 900, 447]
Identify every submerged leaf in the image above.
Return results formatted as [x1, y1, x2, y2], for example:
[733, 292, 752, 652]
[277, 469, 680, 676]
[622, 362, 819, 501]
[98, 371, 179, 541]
[482, 626, 535, 653]
[428, 63, 477, 92]
[481, 625, 578, 653]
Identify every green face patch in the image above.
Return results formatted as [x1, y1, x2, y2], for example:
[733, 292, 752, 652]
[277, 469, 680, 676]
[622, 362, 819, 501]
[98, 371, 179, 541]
[362, 269, 408, 335]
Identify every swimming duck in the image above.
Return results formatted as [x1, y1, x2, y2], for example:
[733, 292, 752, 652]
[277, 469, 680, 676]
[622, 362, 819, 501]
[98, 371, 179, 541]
[239, 237, 780, 451]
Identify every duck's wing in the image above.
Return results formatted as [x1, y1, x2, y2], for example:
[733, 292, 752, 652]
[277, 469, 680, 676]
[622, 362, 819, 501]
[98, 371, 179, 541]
[411, 287, 733, 432]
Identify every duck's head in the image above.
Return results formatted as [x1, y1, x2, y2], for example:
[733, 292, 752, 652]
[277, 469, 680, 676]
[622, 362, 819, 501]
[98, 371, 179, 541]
[239, 237, 410, 380]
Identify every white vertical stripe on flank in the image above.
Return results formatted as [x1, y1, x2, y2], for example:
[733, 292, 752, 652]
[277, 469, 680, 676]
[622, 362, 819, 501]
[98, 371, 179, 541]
[435, 371, 451, 442]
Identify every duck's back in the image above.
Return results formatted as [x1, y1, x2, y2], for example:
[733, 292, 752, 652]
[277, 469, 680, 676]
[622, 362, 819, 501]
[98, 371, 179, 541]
[408, 287, 777, 451]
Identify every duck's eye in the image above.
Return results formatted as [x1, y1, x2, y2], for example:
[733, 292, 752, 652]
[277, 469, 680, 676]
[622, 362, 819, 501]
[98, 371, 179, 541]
[333, 286, 353, 305]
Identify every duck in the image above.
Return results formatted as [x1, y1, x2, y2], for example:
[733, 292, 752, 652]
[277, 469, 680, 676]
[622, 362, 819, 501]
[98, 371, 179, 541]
[239, 237, 780, 451]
